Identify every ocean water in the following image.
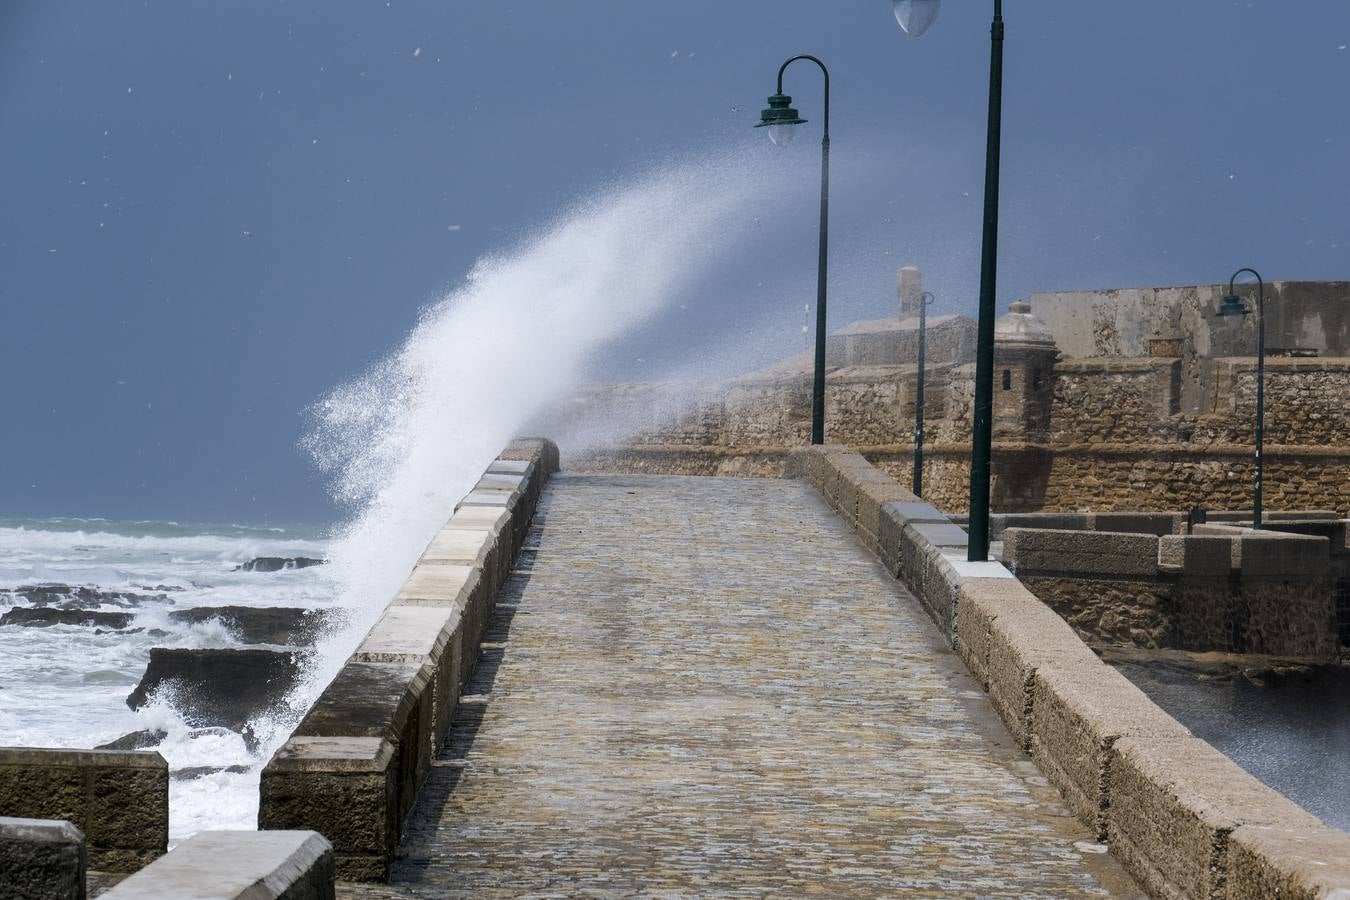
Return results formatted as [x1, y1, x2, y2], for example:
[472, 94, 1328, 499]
[0, 516, 334, 842]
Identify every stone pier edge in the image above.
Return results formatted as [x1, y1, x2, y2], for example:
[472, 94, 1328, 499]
[258, 437, 559, 883]
[785, 444, 1350, 900]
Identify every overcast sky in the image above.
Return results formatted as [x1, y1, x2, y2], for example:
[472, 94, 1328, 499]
[2, 0, 1347, 525]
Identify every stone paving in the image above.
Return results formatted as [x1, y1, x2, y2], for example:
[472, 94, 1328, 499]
[343, 474, 1141, 898]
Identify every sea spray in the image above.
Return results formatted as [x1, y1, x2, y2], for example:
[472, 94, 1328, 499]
[276, 145, 813, 773]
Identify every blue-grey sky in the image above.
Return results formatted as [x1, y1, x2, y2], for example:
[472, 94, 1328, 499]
[2, 1, 1347, 525]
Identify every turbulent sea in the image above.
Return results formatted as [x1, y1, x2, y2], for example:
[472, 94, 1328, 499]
[0, 516, 335, 842]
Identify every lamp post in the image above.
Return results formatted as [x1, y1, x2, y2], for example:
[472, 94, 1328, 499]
[756, 55, 830, 445]
[1215, 268, 1267, 530]
[895, 0, 1003, 562]
[913, 291, 936, 496]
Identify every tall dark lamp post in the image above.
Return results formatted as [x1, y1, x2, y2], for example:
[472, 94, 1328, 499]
[913, 291, 936, 496]
[895, 0, 1004, 562]
[756, 55, 831, 445]
[1215, 268, 1267, 530]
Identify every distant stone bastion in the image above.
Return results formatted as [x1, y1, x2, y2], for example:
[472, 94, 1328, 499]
[557, 270, 1350, 516]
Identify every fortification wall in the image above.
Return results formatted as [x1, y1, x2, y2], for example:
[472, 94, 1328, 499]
[566, 354, 1350, 516]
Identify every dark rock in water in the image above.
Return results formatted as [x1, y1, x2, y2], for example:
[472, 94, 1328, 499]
[234, 557, 326, 573]
[173, 765, 252, 780]
[126, 648, 301, 732]
[1, 583, 171, 609]
[95, 729, 167, 751]
[167, 605, 344, 645]
[0, 607, 135, 629]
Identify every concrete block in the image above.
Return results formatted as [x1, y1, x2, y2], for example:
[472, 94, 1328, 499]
[260, 737, 398, 883]
[953, 578, 1040, 689]
[0, 748, 168, 873]
[1004, 528, 1160, 577]
[474, 473, 527, 493]
[420, 527, 493, 567]
[883, 500, 948, 526]
[1235, 532, 1329, 578]
[984, 604, 1101, 751]
[1029, 661, 1192, 839]
[907, 521, 969, 550]
[101, 830, 334, 900]
[447, 506, 509, 533]
[354, 605, 463, 759]
[455, 489, 513, 509]
[394, 564, 477, 606]
[1226, 821, 1350, 899]
[486, 458, 531, 475]
[1090, 512, 1184, 536]
[1158, 535, 1233, 576]
[1106, 736, 1321, 900]
[0, 816, 86, 900]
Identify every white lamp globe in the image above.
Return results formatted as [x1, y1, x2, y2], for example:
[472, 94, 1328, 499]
[766, 123, 797, 147]
[893, 0, 941, 37]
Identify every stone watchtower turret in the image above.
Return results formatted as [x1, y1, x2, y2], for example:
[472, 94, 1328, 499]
[992, 300, 1058, 441]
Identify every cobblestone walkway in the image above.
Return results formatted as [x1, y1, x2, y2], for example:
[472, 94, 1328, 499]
[344, 474, 1139, 898]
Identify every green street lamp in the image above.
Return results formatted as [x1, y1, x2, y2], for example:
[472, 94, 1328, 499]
[913, 291, 936, 497]
[895, 0, 1005, 562]
[1215, 268, 1267, 530]
[756, 55, 831, 445]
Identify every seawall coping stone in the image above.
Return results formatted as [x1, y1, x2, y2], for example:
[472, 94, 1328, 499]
[1107, 735, 1324, 900]
[0, 816, 86, 900]
[1158, 535, 1233, 576]
[1236, 532, 1329, 577]
[260, 438, 558, 883]
[1227, 821, 1350, 900]
[486, 458, 531, 475]
[100, 830, 334, 900]
[1030, 660, 1194, 840]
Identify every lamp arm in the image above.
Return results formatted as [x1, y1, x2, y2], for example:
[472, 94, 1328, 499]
[777, 55, 830, 136]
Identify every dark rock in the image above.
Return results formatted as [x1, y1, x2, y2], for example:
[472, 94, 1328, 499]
[95, 729, 167, 751]
[0, 583, 171, 608]
[126, 648, 301, 732]
[173, 765, 251, 779]
[0, 607, 135, 629]
[167, 605, 345, 645]
[234, 557, 326, 573]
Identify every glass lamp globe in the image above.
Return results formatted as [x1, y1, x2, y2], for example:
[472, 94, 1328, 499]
[766, 123, 797, 146]
[893, 0, 941, 37]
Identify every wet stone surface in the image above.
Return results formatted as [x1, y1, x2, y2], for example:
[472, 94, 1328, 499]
[343, 474, 1140, 898]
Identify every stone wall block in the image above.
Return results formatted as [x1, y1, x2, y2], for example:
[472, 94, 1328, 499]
[1005, 528, 1161, 578]
[1236, 532, 1329, 578]
[100, 830, 334, 900]
[1106, 736, 1323, 900]
[1029, 662, 1192, 840]
[953, 579, 1043, 689]
[1158, 535, 1232, 576]
[0, 817, 86, 900]
[1226, 821, 1350, 899]
[259, 737, 399, 883]
[0, 750, 168, 873]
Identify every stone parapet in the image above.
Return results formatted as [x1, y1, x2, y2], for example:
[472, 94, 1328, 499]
[0, 748, 167, 873]
[100, 829, 333, 899]
[0, 816, 87, 900]
[259, 438, 558, 882]
[785, 445, 1350, 899]
[1003, 525, 1337, 659]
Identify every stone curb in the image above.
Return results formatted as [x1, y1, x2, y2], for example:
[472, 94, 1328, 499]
[786, 444, 1350, 900]
[100, 829, 334, 899]
[259, 438, 558, 882]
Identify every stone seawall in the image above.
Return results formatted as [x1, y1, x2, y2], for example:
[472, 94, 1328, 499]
[259, 438, 559, 882]
[0, 747, 168, 872]
[785, 445, 1350, 899]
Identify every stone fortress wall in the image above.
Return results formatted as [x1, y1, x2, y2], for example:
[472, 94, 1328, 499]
[565, 270, 1350, 516]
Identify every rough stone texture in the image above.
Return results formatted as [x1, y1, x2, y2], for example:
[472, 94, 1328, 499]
[341, 474, 1137, 898]
[0, 749, 167, 873]
[0, 816, 86, 900]
[1106, 736, 1325, 900]
[260, 440, 556, 883]
[1226, 821, 1350, 899]
[100, 830, 334, 900]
